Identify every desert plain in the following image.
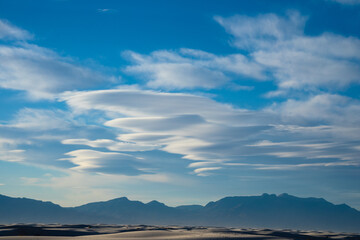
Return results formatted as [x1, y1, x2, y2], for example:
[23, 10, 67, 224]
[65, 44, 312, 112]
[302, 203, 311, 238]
[0, 224, 359, 240]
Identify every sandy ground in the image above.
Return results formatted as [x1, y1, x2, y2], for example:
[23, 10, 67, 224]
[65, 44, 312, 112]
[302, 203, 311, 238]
[0, 224, 359, 240]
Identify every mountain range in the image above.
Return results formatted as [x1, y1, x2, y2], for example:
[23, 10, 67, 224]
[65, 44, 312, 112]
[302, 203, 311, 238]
[0, 193, 359, 233]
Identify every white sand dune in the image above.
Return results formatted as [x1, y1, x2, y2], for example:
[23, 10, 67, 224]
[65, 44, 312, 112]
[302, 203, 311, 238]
[0, 224, 359, 240]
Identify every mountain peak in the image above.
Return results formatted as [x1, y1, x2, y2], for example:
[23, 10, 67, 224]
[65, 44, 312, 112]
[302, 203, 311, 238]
[278, 193, 291, 197]
[147, 200, 166, 207]
[261, 193, 277, 198]
[111, 197, 129, 202]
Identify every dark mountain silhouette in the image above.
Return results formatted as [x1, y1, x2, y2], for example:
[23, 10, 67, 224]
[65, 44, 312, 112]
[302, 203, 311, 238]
[1, 193, 359, 232]
[74, 197, 180, 224]
[0, 194, 115, 223]
[0, 194, 82, 223]
[199, 193, 360, 232]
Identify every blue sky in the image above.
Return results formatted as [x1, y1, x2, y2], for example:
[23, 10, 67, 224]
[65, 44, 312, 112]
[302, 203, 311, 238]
[0, 0, 360, 208]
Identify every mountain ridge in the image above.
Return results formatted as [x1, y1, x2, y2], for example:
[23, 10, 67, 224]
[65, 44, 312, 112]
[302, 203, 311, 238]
[0, 193, 359, 233]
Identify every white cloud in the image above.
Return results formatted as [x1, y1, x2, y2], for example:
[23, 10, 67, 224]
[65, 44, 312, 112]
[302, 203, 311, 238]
[0, 44, 111, 99]
[0, 138, 25, 162]
[254, 161, 359, 170]
[0, 19, 32, 40]
[61, 88, 270, 174]
[105, 115, 206, 132]
[275, 94, 360, 126]
[0, 106, 122, 170]
[188, 161, 217, 168]
[62, 138, 158, 152]
[249, 140, 335, 149]
[247, 93, 360, 162]
[216, 12, 360, 93]
[288, 33, 360, 60]
[0, 20, 116, 100]
[61, 88, 240, 124]
[8, 108, 74, 130]
[61, 149, 144, 175]
[61, 88, 275, 164]
[193, 167, 222, 177]
[0, 148, 25, 162]
[253, 44, 360, 91]
[124, 49, 264, 90]
[215, 11, 306, 50]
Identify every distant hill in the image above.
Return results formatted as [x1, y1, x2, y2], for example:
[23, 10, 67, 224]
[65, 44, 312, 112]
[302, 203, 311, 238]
[0, 194, 114, 224]
[1, 193, 359, 232]
[200, 193, 360, 232]
[0, 194, 82, 223]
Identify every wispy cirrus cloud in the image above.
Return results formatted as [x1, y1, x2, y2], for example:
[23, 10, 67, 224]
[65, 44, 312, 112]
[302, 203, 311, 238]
[0, 44, 112, 99]
[0, 19, 32, 40]
[8, 108, 75, 131]
[215, 11, 307, 50]
[0, 20, 116, 100]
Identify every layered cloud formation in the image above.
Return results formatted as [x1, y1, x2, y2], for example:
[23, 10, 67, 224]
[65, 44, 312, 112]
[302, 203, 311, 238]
[60, 87, 360, 176]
